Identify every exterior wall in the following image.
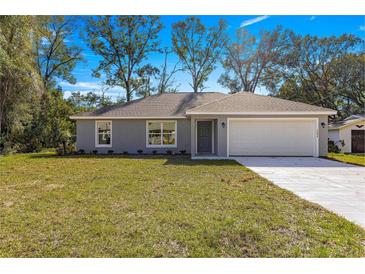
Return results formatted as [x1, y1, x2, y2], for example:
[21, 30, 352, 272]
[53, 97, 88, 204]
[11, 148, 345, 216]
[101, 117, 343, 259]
[318, 115, 329, 156]
[328, 130, 340, 145]
[190, 116, 227, 157]
[191, 114, 329, 157]
[76, 114, 331, 157]
[76, 119, 191, 154]
[329, 120, 365, 153]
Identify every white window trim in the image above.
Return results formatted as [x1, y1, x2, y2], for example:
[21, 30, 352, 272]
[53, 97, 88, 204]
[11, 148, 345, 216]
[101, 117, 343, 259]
[95, 120, 112, 148]
[146, 120, 177, 148]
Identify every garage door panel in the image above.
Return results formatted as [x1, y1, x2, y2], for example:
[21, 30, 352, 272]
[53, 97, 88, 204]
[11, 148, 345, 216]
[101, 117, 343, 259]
[229, 119, 317, 156]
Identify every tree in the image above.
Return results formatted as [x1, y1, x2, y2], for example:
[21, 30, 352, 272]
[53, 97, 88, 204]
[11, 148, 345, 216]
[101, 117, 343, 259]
[38, 89, 75, 152]
[219, 26, 291, 93]
[267, 33, 363, 119]
[172, 16, 227, 92]
[135, 64, 160, 98]
[0, 16, 40, 143]
[35, 16, 83, 90]
[67, 90, 113, 111]
[85, 16, 163, 101]
[156, 48, 181, 94]
[329, 53, 364, 117]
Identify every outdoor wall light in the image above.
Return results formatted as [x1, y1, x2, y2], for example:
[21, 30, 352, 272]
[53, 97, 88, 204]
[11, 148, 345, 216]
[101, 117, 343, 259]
[321, 122, 326, 128]
[221, 122, 225, 128]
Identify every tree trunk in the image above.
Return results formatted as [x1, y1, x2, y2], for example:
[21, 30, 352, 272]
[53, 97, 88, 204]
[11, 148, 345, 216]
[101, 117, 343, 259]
[62, 141, 67, 155]
[125, 84, 131, 101]
[193, 77, 198, 93]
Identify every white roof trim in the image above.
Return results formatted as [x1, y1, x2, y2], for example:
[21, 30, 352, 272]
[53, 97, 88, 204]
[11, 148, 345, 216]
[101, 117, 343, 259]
[186, 111, 337, 115]
[70, 116, 187, 120]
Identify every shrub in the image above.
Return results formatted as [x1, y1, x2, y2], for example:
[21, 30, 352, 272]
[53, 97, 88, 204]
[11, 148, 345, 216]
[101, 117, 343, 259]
[2, 142, 18, 155]
[123, 151, 129, 155]
[56, 145, 65, 156]
[166, 150, 173, 155]
[66, 143, 76, 154]
[78, 149, 85, 155]
[180, 150, 186, 155]
[92, 150, 98, 155]
[328, 139, 344, 153]
[152, 150, 157, 155]
[137, 149, 143, 154]
[107, 150, 114, 155]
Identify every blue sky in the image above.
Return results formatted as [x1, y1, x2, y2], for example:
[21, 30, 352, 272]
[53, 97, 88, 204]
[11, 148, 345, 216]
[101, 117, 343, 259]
[60, 15, 365, 99]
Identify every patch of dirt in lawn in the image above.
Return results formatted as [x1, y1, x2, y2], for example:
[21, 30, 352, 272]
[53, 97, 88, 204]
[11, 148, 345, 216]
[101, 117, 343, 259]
[45, 184, 64, 190]
[3, 201, 14, 207]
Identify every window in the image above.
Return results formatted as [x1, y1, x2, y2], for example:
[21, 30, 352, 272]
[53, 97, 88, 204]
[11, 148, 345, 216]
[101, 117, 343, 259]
[96, 121, 112, 147]
[147, 120, 177, 147]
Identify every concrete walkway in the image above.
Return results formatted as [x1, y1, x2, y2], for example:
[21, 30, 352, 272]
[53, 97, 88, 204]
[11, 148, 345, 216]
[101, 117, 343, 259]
[233, 157, 365, 228]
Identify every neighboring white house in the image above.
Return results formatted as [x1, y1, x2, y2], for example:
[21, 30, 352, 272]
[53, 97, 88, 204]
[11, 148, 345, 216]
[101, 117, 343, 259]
[328, 115, 365, 153]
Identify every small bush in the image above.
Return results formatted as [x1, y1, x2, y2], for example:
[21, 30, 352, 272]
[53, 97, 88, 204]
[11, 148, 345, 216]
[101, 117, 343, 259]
[66, 143, 76, 154]
[108, 150, 114, 155]
[328, 139, 344, 153]
[123, 151, 129, 155]
[2, 142, 18, 155]
[180, 150, 186, 155]
[137, 149, 143, 154]
[78, 149, 85, 155]
[152, 150, 157, 155]
[92, 150, 98, 155]
[56, 145, 65, 156]
[166, 150, 173, 155]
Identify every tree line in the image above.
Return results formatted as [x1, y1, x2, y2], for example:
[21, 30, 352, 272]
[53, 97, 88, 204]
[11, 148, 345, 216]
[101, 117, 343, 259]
[0, 15, 364, 154]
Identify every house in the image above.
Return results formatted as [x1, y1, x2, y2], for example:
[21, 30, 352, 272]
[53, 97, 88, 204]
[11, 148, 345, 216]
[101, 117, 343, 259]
[70, 91, 336, 158]
[328, 114, 365, 153]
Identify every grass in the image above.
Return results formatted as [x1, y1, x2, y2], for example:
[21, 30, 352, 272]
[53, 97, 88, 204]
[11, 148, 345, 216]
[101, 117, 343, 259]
[327, 152, 365, 166]
[0, 152, 364, 258]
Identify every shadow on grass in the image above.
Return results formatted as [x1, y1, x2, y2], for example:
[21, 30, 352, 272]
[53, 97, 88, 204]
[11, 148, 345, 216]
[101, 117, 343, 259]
[28, 153, 238, 166]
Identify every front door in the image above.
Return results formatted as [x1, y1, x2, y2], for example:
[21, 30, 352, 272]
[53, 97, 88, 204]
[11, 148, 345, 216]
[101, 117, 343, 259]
[352, 130, 364, 153]
[197, 121, 212, 154]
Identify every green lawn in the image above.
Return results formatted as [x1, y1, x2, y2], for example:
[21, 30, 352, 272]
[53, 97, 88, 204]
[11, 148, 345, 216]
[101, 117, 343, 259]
[327, 153, 365, 166]
[0, 152, 364, 257]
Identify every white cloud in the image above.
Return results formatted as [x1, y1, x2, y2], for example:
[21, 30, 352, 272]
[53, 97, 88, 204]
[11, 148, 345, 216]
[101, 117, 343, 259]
[360, 25, 365, 31]
[63, 90, 89, 99]
[59, 81, 100, 90]
[240, 15, 269, 28]
[309, 16, 316, 21]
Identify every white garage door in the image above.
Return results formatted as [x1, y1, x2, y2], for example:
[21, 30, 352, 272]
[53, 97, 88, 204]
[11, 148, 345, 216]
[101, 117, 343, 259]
[228, 119, 318, 157]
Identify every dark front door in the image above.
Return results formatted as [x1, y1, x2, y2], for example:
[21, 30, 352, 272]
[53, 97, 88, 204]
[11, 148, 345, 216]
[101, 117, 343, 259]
[197, 121, 212, 153]
[352, 130, 365, 153]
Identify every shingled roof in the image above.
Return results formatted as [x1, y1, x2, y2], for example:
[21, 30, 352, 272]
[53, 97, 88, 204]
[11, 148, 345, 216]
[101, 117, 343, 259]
[329, 114, 365, 130]
[70, 92, 228, 119]
[186, 92, 336, 114]
[70, 91, 336, 119]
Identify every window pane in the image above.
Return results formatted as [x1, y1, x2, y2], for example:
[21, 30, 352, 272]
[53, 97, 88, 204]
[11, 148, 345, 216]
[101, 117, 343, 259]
[163, 133, 175, 145]
[148, 122, 161, 134]
[98, 133, 111, 145]
[163, 122, 175, 133]
[97, 121, 111, 131]
[149, 133, 161, 145]
[97, 122, 111, 145]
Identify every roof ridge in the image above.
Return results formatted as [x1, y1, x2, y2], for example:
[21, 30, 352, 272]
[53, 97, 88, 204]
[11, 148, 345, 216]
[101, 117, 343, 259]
[186, 92, 237, 112]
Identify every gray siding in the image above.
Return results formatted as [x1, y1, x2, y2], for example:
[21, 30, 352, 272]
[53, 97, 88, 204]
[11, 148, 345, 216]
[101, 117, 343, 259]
[76, 119, 191, 154]
[76, 114, 329, 157]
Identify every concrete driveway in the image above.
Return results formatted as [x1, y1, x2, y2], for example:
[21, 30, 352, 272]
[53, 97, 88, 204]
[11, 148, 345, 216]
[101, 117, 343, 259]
[233, 157, 365, 228]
